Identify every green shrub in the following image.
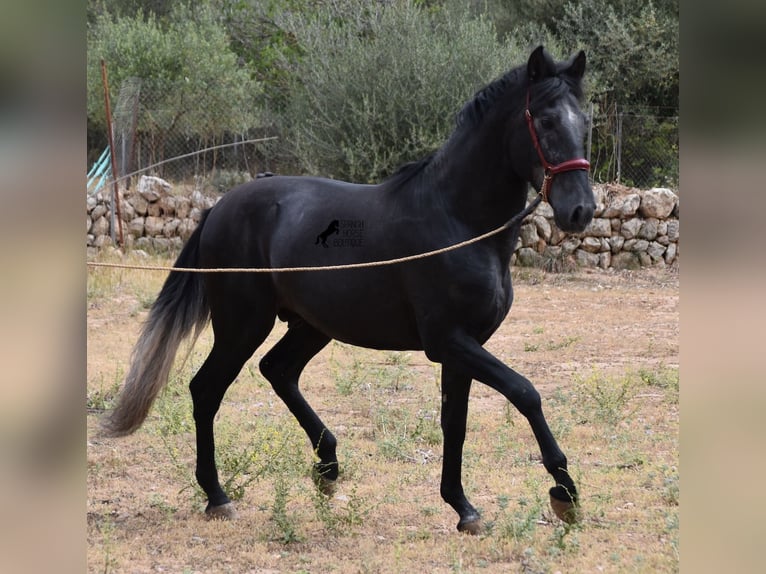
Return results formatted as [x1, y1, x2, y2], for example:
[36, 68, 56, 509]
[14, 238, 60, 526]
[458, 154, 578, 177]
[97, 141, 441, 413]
[277, 0, 523, 182]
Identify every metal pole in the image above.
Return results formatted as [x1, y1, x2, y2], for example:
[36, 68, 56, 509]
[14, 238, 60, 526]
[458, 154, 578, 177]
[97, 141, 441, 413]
[616, 107, 623, 184]
[585, 102, 593, 174]
[100, 59, 125, 248]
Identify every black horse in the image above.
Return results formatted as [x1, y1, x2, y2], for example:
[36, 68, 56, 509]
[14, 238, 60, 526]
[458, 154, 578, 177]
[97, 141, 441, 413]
[104, 46, 595, 534]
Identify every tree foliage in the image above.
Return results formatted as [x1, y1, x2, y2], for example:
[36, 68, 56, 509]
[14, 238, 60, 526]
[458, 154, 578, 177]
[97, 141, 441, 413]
[86, 0, 678, 184]
[277, 0, 523, 181]
[87, 3, 261, 137]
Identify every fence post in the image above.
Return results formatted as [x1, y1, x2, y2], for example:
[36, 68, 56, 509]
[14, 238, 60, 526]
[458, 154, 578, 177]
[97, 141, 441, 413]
[586, 101, 593, 168]
[615, 108, 623, 185]
[100, 59, 125, 247]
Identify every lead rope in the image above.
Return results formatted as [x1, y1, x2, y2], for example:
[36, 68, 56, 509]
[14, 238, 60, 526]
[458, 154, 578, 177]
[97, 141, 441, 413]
[86, 194, 543, 273]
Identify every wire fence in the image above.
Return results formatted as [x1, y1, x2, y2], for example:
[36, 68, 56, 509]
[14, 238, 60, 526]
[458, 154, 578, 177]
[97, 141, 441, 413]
[587, 103, 679, 190]
[91, 77, 678, 193]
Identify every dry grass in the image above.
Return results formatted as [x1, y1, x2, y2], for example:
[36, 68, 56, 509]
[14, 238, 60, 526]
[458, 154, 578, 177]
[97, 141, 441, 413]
[87, 250, 678, 573]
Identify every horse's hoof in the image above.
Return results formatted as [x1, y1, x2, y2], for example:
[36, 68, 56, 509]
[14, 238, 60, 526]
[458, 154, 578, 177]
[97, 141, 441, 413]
[205, 502, 237, 520]
[312, 463, 338, 496]
[314, 475, 337, 496]
[549, 487, 579, 524]
[457, 516, 483, 535]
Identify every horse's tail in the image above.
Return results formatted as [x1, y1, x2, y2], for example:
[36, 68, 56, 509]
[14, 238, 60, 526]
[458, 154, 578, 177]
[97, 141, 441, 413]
[102, 209, 213, 437]
[315, 234, 320, 245]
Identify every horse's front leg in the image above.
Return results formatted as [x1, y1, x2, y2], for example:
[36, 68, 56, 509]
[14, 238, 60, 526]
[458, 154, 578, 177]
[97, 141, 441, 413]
[439, 367, 482, 534]
[442, 334, 579, 524]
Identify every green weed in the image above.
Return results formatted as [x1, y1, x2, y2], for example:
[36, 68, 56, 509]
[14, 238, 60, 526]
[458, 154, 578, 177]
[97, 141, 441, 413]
[87, 370, 123, 412]
[574, 368, 641, 425]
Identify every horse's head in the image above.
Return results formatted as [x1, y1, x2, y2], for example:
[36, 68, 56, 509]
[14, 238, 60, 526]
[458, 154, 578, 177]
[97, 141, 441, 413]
[512, 47, 595, 233]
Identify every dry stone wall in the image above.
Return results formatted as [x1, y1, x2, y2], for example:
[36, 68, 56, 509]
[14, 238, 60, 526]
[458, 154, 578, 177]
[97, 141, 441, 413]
[513, 184, 679, 270]
[87, 176, 679, 270]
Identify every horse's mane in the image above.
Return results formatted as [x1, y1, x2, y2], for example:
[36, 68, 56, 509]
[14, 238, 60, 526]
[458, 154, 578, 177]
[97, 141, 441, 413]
[380, 51, 583, 191]
[380, 153, 436, 190]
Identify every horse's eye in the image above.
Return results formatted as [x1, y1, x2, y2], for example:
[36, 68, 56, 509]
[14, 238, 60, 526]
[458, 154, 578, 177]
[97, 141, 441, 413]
[539, 117, 555, 130]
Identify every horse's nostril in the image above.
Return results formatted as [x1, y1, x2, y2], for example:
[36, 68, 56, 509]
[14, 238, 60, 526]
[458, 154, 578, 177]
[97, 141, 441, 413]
[572, 205, 583, 226]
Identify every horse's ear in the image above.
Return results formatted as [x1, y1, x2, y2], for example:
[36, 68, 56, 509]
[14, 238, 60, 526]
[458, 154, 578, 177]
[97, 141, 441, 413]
[565, 50, 587, 80]
[527, 45, 555, 83]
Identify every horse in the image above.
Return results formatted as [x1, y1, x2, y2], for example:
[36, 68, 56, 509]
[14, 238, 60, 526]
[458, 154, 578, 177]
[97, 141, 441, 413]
[103, 46, 595, 534]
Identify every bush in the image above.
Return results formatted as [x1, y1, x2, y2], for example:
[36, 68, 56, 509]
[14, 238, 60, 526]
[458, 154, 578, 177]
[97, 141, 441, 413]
[277, 0, 524, 182]
[87, 4, 262, 137]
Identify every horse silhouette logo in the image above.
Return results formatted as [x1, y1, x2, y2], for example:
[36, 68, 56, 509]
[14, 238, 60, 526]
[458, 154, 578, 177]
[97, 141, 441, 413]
[315, 220, 340, 247]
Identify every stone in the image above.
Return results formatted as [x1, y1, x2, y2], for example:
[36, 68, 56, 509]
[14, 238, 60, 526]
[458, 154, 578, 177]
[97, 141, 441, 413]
[516, 247, 540, 267]
[128, 217, 145, 237]
[549, 226, 567, 246]
[136, 237, 152, 250]
[620, 218, 642, 239]
[580, 237, 603, 253]
[532, 215, 551, 241]
[611, 251, 640, 270]
[638, 252, 653, 266]
[658, 221, 668, 236]
[144, 216, 165, 237]
[632, 239, 650, 253]
[610, 218, 621, 233]
[609, 235, 625, 253]
[575, 249, 600, 267]
[599, 251, 611, 269]
[520, 223, 539, 248]
[93, 234, 113, 248]
[129, 193, 148, 216]
[176, 196, 192, 219]
[191, 190, 207, 210]
[536, 202, 554, 219]
[639, 187, 678, 219]
[665, 242, 677, 264]
[647, 241, 667, 259]
[157, 194, 177, 217]
[119, 200, 135, 221]
[91, 216, 109, 237]
[163, 218, 181, 237]
[560, 237, 581, 255]
[581, 217, 611, 238]
[91, 204, 107, 221]
[190, 207, 203, 222]
[592, 185, 607, 217]
[637, 218, 659, 241]
[153, 237, 172, 251]
[178, 219, 197, 241]
[137, 175, 171, 202]
[146, 201, 163, 218]
[87, 195, 98, 212]
[87, 215, 92, 234]
[656, 235, 670, 246]
[602, 192, 640, 218]
[666, 219, 679, 242]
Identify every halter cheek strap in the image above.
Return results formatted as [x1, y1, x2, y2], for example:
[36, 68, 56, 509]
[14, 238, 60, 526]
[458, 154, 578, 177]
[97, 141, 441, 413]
[525, 90, 590, 202]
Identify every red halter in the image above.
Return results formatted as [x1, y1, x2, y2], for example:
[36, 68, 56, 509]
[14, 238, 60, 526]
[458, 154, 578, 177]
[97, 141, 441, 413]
[524, 90, 590, 202]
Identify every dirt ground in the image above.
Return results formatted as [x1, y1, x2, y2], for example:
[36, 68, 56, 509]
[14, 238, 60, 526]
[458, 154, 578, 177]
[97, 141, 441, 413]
[87, 262, 678, 573]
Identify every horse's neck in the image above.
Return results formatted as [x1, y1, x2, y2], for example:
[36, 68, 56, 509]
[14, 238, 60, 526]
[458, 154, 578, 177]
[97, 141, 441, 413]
[423, 131, 527, 232]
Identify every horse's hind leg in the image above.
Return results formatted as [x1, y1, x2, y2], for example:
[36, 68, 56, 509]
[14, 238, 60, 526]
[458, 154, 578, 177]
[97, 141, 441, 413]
[258, 319, 336, 489]
[190, 299, 275, 519]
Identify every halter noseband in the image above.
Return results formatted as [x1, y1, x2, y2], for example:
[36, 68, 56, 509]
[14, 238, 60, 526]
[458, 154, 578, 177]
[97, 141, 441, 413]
[525, 90, 590, 202]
